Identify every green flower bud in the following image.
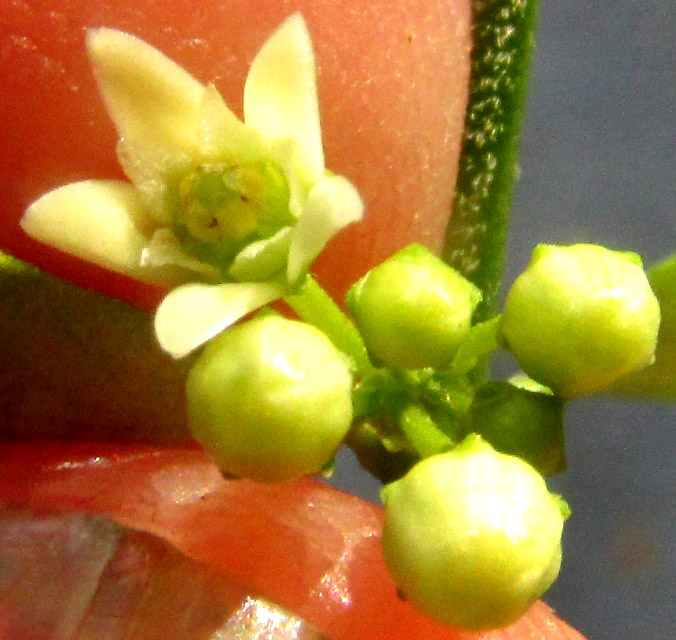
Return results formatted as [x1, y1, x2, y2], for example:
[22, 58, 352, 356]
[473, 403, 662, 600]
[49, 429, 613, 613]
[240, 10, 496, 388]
[381, 436, 566, 631]
[347, 244, 482, 370]
[186, 315, 353, 482]
[500, 244, 660, 398]
[468, 381, 566, 476]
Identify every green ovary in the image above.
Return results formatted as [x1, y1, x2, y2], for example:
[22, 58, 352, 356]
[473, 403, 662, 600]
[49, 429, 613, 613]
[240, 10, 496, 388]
[175, 160, 293, 266]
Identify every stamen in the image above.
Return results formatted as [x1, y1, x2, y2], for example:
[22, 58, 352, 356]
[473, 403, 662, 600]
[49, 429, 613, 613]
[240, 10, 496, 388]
[174, 161, 292, 268]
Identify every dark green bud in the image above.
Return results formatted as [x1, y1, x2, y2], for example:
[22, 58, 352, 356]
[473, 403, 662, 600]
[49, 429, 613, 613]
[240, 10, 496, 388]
[468, 381, 566, 476]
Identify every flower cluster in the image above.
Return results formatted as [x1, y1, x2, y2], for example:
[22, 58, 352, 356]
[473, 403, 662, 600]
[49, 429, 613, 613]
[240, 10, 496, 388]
[19, 13, 665, 634]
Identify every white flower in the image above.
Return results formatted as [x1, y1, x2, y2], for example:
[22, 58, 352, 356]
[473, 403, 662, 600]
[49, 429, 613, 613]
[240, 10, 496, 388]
[21, 14, 364, 358]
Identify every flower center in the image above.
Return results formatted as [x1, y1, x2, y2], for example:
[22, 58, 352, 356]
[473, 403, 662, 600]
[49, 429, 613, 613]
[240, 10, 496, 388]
[174, 161, 293, 268]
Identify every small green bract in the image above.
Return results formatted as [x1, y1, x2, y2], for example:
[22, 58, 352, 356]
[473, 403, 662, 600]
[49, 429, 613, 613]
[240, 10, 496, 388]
[347, 244, 482, 369]
[381, 436, 566, 630]
[186, 315, 353, 482]
[500, 243, 660, 398]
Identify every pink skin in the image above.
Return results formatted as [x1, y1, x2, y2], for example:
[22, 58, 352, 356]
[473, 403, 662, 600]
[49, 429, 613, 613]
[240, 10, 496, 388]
[0, 442, 588, 640]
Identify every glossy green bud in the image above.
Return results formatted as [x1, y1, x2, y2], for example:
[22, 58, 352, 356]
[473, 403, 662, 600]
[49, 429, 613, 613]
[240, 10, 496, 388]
[381, 436, 566, 631]
[500, 244, 660, 398]
[347, 244, 482, 369]
[186, 315, 353, 482]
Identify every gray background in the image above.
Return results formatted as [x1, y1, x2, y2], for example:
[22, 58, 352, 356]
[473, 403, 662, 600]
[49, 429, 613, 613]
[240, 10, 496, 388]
[328, 1, 676, 638]
[502, 2, 676, 638]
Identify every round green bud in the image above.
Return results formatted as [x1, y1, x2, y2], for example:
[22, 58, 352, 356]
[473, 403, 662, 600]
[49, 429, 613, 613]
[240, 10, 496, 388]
[500, 243, 660, 398]
[347, 244, 482, 370]
[186, 315, 353, 483]
[381, 436, 566, 631]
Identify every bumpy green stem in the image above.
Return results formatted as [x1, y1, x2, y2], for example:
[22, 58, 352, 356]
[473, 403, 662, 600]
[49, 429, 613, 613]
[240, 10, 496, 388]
[444, 0, 539, 323]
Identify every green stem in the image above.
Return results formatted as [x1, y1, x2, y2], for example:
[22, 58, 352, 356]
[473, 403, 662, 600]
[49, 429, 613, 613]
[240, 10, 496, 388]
[444, 0, 539, 323]
[399, 404, 453, 458]
[283, 276, 372, 375]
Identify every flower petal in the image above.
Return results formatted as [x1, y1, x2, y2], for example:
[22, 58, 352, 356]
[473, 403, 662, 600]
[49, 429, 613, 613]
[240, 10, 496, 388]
[197, 85, 268, 163]
[141, 229, 221, 282]
[287, 175, 364, 283]
[155, 281, 286, 358]
[228, 227, 293, 282]
[116, 138, 192, 226]
[86, 28, 205, 155]
[244, 13, 324, 184]
[270, 139, 305, 218]
[20, 180, 180, 285]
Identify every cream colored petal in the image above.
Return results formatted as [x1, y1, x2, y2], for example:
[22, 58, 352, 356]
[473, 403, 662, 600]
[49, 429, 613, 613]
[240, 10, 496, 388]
[197, 85, 268, 163]
[117, 138, 192, 226]
[21, 180, 171, 283]
[86, 28, 205, 154]
[244, 13, 324, 184]
[287, 175, 364, 284]
[141, 229, 221, 282]
[155, 281, 286, 358]
[228, 227, 293, 282]
[269, 138, 305, 218]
